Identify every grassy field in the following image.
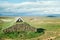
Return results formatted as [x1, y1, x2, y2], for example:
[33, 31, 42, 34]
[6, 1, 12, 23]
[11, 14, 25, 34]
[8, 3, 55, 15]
[0, 16, 60, 40]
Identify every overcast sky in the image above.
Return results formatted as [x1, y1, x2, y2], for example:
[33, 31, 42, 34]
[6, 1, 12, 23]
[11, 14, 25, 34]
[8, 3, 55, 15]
[0, 0, 60, 16]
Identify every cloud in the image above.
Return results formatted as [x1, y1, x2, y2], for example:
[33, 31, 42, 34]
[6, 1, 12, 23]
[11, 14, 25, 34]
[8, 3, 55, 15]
[0, 1, 60, 14]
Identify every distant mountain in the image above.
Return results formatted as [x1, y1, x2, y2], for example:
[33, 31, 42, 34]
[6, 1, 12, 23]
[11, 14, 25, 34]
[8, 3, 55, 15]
[0, 14, 2, 16]
[0, 13, 60, 17]
[47, 15, 56, 17]
[47, 14, 60, 17]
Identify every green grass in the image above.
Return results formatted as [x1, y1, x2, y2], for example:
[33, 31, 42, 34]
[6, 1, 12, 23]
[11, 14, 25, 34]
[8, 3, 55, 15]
[39, 23, 60, 31]
[0, 31, 44, 39]
[0, 22, 15, 30]
[0, 17, 60, 40]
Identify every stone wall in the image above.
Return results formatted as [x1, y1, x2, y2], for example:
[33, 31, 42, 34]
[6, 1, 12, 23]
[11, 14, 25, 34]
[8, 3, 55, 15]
[3, 22, 36, 33]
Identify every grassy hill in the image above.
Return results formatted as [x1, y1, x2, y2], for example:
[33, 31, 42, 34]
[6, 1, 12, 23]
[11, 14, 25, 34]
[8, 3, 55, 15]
[0, 16, 60, 40]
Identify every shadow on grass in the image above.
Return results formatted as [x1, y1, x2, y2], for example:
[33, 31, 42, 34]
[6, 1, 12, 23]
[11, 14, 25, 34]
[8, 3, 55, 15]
[36, 28, 45, 33]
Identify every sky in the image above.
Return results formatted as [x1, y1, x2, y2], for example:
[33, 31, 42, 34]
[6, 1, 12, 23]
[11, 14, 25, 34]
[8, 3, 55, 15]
[0, 0, 60, 16]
